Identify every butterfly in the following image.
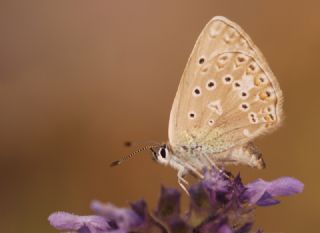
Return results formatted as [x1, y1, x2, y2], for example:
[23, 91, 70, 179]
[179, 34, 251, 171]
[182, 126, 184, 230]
[111, 16, 283, 194]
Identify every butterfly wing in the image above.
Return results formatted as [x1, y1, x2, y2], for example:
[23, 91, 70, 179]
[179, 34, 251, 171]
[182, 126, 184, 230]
[213, 142, 265, 169]
[168, 16, 283, 154]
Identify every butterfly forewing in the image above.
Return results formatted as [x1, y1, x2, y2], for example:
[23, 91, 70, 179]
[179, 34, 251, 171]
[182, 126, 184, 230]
[168, 16, 283, 154]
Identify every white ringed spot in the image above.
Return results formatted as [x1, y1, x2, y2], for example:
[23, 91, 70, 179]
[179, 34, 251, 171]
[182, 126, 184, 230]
[248, 112, 258, 124]
[188, 111, 196, 120]
[198, 56, 206, 65]
[208, 119, 215, 126]
[240, 103, 249, 112]
[247, 61, 259, 74]
[192, 86, 202, 97]
[240, 91, 248, 99]
[206, 79, 216, 90]
[233, 81, 241, 90]
[223, 75, 233, 84]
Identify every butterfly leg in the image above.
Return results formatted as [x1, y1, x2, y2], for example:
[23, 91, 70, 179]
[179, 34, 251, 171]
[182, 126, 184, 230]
[177, 168, 190, 195]
[203, 154, 218, 168]
[177, 168, 189, 185]
[178, 179, 189, 196]
[184, 163, 204, 179]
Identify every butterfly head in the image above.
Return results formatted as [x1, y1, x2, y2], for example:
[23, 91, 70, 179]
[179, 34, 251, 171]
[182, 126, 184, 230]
[150, 144, 171, 165]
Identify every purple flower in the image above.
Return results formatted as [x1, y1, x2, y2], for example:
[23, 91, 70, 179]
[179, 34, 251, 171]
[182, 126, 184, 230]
[155, 186, 181, 219]
[203, 168, 231, 194]
[154, 187, 190, 232]
[217, 224, 233, 233]
[188, 170, 253, 233]
[202, 168, 233, 205]
[49, 168, 303, 233]
[90, 200, 142, 230]
[244, 177, 304, 206]
[48, 212, 109, 233]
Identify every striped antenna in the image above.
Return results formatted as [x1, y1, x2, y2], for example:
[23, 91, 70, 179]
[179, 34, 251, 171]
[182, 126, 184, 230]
[110, 144, 160, 167]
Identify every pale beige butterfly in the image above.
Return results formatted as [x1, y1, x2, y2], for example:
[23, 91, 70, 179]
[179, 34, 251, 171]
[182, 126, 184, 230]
[111, 16, 283, 194]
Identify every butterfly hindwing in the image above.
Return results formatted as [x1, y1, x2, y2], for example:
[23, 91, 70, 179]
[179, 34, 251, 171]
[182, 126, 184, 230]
[168, 16, 283, 156]
[213, 142, 265, 169]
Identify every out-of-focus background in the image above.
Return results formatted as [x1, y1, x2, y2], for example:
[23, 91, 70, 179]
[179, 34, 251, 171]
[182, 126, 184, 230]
[0, 1, 318, 232]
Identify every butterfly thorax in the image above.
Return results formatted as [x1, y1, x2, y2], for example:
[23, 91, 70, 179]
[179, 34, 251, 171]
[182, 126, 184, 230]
[166, 142, 215, 172]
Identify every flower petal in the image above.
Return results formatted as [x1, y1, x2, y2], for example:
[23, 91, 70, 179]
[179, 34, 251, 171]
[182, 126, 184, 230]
[130, 199, 148, 221]
[90, 200, 142, 230]
[255, 192, 280, 206]
[203, 168, 231, 194]
[155, 186, 181, 219]
[265, 177, 304, 196]
[235, 222, 253, 233]
[48, 211, 108, 233]
[189, 183, 212, 212]
[245, 177, 304, 205]
[217, 224, 233, 233]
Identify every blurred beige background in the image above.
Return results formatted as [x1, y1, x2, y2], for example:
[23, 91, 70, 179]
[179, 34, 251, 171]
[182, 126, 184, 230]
[0, 1, 318, 232]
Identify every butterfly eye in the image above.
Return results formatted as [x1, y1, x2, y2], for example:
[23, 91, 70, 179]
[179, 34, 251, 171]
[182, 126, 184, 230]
[159, 148, 167, 158]
[156, 146, 170, 165]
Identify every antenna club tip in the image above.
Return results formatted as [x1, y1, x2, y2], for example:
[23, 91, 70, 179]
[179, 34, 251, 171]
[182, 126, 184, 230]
[110, 160, 121, 167]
